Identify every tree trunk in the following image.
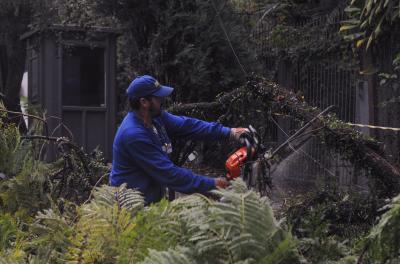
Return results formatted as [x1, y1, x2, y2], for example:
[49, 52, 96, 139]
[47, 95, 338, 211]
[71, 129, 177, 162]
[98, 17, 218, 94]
[0, 3, 31, 133]
[168, 76, 400, 197]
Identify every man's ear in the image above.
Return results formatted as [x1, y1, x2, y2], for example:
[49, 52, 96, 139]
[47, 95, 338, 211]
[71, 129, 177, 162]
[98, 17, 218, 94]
[139, 98, 149, 108]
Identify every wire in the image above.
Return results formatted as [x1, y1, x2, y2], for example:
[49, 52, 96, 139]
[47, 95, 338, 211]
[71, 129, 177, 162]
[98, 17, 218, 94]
[269, 116, 336, 178]
[209, 1, 335, 177]
[347, 123, 400, 132]
[249, 3, 280, 38]
[210, 0, 248, 76]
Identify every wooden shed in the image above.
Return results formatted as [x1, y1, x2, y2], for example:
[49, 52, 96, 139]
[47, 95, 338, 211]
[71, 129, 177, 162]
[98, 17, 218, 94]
[21, 25, 119, 161]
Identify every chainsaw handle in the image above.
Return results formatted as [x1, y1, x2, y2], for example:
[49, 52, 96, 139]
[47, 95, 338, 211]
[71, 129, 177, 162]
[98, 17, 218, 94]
[244, 138, 253, 161]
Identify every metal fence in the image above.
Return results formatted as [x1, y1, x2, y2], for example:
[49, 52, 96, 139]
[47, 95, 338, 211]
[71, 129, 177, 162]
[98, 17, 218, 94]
[252, 3, 372, 192]
[373, 34, 400, 165]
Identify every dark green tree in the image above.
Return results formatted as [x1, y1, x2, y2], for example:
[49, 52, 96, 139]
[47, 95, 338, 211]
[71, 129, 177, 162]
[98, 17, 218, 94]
[0, 1, 32, 131]
[90, 0, 259, 103]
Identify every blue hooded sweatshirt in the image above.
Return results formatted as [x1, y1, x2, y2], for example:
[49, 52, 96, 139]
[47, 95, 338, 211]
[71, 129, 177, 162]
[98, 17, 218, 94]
[110, 111, 231, 204]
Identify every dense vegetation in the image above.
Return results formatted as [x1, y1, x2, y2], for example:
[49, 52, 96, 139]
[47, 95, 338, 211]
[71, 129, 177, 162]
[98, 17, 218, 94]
[0, 80, 400, 263]
[0, 0, 400, 263]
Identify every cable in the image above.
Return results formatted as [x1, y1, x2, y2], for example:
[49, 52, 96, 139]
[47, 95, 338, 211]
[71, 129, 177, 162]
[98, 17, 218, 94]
[209, 1, 335, 177]
[269, 116, 337, 178]
[346, 123, 400, 132]
[210, 0, 248, 76]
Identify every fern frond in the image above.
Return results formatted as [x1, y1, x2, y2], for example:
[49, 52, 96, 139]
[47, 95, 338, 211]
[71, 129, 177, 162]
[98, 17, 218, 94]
[361, 194, 400, 263]
[0, 256, 20, 264]
[141, 248, 197, 264]
[64, 184, 143, 263]
[150, 179, 301, 264]
[116, 184, 145, 213]
[90, 184, 144, 212]
[117, 199, 179, 263]
[28, 208, 73, 264]
[260, 229, 301, 264]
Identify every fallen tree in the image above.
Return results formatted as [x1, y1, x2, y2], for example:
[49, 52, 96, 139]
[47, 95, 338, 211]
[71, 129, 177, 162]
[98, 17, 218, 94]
[169, 75, 400, 197]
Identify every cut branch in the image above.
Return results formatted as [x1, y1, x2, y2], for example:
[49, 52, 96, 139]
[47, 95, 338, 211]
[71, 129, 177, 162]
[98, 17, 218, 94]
[168, 76, 400, 197]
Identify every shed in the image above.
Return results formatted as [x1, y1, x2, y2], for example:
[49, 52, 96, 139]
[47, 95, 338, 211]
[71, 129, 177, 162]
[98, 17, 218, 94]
[21, 25, 119, 161]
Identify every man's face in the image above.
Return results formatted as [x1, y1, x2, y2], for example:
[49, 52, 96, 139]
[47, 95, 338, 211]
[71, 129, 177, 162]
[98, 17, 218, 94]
[147, 96, 163, 118]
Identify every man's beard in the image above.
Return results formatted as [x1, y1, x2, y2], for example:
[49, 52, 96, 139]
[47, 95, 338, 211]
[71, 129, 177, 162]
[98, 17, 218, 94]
[149, 103, 162, 118]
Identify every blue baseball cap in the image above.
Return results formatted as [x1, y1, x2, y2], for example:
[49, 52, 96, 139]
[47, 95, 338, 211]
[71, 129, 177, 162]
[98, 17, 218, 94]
[126, 75, 174, 100]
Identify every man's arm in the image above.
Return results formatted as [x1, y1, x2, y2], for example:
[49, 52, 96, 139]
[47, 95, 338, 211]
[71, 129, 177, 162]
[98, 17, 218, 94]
[125, 133, 218, 193]
[161, 111, 231, 141]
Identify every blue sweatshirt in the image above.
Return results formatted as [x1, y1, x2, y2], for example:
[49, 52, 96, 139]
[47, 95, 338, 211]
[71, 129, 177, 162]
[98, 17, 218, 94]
[110, 111, 231, 204]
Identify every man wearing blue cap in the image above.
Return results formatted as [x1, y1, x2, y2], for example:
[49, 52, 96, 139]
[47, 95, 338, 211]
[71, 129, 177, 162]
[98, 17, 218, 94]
[110, 75, 247, 204]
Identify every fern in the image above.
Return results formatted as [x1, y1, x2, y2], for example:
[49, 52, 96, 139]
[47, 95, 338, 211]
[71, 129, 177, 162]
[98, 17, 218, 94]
[0, 108, 53, 219]
[117, 199, 178, 263]
[26, 205, 74, 264]
[1, 179, 303, 264]
[64, 184, 144, 263]
[0, 159, 51, 218]
[0, 256, 20, 264]
[0, 222, 26, 264]
[0, 103, 33, 179]
[142, 179, 301, 264]
[359, 194, 400, 263]
[0, 213, 18, 252]
[141, 248, 197, 264]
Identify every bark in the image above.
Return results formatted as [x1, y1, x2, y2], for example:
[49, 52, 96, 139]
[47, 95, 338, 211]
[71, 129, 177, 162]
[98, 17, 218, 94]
[168, 76, 400, 197]
[0, 3, 30, 133]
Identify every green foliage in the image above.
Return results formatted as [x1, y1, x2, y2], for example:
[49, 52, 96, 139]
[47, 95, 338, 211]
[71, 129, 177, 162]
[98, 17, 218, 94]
[81, 0, 258, 105]
[341, 0, 400, 50]
[0, 104, 32, 178]
[251, 1, 354, 67]
[28, 207, 74, 263]
[286, 189, 379, 263]
[0, 213, 19, 252]
[141, 179, 302, 264]
[60, 185, 142, 263]
[117, 199, 177, 263]
[0, 104, 109, 221]
[229, 0, 272, 13]
[0, 108, 51, 218]
[359, 194, 400, 263]
[141, 248, 197, 264]
[341, 0, 400, 78]
[0, 180, 304, 264]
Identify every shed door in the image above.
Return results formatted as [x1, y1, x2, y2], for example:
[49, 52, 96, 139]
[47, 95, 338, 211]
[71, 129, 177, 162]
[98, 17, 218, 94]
[61, 45, 107, 156]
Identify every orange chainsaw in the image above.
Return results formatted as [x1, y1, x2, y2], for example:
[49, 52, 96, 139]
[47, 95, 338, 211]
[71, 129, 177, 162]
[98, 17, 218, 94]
[225, 106, 333, 195]
[225, 125, 272, 195]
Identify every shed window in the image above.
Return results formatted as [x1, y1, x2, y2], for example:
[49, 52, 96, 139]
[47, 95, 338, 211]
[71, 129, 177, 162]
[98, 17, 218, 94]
[62, 46, 105, 107]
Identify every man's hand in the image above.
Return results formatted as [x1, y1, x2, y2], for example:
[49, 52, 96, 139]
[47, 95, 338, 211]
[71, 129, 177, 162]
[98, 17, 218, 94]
[230, 127, 249, 143]
[215, 177, 229, 189]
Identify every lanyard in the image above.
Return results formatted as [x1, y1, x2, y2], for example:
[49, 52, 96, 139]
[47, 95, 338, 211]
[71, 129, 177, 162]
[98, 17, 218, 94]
[152, 123, 173, 154]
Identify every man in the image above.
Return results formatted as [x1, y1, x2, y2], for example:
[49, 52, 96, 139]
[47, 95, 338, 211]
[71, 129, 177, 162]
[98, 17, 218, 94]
[110, 75, 247, 204]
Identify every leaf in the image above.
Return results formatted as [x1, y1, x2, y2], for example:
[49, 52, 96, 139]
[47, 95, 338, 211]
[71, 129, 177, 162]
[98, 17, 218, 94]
[341, 19, 361, 25]
[343, 32, 365, 41]
[344, 6, 361, 13]
[378, 73, 391, 79]
[374, 0, 384, 15]
[383, 0, 390, 8]
[365, 0, 374, 15]
[339, 25, 358, 32]
[142, 248, 197, 264]
[359, 67, 378, 75]
[360, 20, 369, 29]
[356, 38, 366, 48]
[393, 53, 400, 65]
[366, 32, 375, 50]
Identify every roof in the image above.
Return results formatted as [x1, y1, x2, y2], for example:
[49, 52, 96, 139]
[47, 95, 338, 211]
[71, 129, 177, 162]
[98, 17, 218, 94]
[21, 24, 121, 40]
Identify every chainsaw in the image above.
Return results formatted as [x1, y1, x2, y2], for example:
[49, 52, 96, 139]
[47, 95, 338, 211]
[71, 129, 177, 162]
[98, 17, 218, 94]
[225, 125, 272, 196]
[225, 106, 333, 196]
